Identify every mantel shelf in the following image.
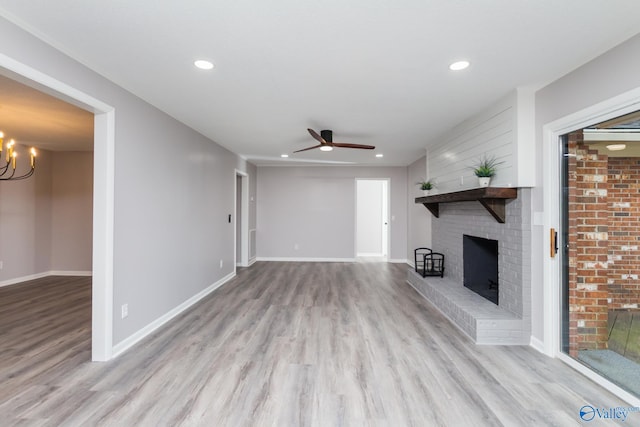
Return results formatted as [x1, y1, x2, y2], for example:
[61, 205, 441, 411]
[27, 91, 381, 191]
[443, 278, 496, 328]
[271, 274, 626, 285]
[415, 187, 518, 223]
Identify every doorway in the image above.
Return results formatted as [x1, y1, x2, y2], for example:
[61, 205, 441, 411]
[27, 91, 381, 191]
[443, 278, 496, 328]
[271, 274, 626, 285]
[0, 57, 115, 362]
[234, 170, 249, 268]
[559, 112, 640, 398]
[544, 94, 640, 404]
[356, 179, 389, 260]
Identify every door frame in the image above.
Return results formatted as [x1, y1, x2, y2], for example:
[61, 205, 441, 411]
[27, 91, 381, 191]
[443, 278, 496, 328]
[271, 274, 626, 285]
[234, 170, 249, 269]
[543, 86, 640, 405]
[0, 53, 116, 361]
[354, 178, 390, 259]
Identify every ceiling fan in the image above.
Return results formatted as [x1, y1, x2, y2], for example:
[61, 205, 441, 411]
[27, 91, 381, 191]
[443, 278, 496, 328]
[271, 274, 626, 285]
[293, 128, 375, 153]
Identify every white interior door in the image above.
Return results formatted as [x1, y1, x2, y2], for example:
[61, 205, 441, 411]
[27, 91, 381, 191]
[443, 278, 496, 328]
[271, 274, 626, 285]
[356, 179, 389, 258]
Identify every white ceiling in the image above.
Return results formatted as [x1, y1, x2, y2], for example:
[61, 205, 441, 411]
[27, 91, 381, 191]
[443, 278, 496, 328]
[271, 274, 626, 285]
[0, 1, 639, 165]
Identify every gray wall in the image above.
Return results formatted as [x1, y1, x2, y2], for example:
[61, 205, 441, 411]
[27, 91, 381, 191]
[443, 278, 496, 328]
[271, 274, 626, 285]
[0, 144, 51, 280]
[0, 16, 256, 346]
[256, 166, 408, 261]
[0, 147, 93, 282]
[532, 34, 640, 342]
[51, 151, 93, 272]
[407, 156, 431, 263]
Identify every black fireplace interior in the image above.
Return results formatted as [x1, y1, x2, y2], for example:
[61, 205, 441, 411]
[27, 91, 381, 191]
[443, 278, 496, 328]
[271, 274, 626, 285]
[463, 235, 498, 305]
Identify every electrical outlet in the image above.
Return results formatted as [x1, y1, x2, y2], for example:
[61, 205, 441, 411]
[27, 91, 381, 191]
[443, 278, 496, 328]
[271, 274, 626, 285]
[0, 260, 3, 270]
[294, 244, 299, 250]
[121, 304, 128, 319]
[460, 176, 464, 186]
[219, 259, 223, 268]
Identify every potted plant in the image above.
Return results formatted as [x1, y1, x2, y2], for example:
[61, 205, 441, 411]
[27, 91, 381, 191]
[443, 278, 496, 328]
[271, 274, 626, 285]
[472, 155, 502, 187]
[417, 179, 435, 196]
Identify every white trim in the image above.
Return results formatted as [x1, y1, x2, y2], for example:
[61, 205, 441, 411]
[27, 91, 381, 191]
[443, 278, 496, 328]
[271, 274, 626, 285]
[0, 54, 115, 362]
[0, 272, 50, 288]
[92, 111, 115, 362]
[248, 256, 257, 266]
[389, 259, 411, 265]
[529, 336, 545, 354]
[111, 271, 236, 358]
[557, 353, 640, 407]
[49, 270, 92, 276]
[541, 125, 562, 357]
[233, 170, 250, 270]
[0, 270, 92, 288]
[256, 257, 357, 263]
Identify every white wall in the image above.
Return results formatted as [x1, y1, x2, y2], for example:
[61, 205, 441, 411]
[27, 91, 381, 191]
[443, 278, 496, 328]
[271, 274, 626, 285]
[256, 166, 408, 262]
[0, 16, 257, 347]
[427, 89, 535, 192]
[407, 156, 431, 265]
[532, 33, 640, 343]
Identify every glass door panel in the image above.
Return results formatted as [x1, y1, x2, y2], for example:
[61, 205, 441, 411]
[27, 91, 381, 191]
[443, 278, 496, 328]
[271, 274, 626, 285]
[561, 110, 640, 397]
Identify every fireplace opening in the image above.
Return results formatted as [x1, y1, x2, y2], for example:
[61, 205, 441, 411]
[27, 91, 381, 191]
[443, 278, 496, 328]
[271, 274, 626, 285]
[463, 235, 498, 305]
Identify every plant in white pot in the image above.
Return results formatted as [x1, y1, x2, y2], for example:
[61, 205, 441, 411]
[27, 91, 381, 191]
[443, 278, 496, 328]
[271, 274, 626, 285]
[417, 179, 435, 196]
[472, 155, 502, 187]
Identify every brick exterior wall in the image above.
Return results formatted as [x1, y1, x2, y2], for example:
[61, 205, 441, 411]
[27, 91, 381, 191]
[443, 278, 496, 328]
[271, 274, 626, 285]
[608, 157, 640, 310]
[567, 132, 609, 355]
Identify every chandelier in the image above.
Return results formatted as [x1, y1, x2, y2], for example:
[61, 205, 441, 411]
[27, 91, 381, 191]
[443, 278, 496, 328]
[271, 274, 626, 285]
[0, 132, 36, 181]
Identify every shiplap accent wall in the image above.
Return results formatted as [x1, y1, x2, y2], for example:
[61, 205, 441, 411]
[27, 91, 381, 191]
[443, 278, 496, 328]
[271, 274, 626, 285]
[427, 88, 535, 193]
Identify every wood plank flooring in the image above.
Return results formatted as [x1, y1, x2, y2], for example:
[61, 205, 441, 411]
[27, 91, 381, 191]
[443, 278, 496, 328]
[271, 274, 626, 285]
[0, 264, 630, 426]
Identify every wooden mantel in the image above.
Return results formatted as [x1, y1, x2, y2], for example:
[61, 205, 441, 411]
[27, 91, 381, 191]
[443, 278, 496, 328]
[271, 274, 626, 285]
[415, 187, 518, 223]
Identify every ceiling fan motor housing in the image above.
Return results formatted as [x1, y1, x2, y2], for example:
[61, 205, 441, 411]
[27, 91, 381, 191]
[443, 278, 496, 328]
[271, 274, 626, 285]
[320, 130, 333, 143]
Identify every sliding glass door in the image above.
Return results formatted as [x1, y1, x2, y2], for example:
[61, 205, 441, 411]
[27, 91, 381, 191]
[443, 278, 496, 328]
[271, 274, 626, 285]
[560, 111, 640, 397]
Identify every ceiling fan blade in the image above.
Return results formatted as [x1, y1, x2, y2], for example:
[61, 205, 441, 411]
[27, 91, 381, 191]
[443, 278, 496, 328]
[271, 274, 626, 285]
[307, 128, 327, 144]
[331, 142, 376, 150]
[293, 144, 323, 153]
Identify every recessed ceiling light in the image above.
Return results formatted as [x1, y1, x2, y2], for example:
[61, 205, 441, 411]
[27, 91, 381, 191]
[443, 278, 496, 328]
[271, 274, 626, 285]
[280, 154, 289, 158]
[194, 59, 214, 70]
[319, 145, 333, 152]
[376, 153, 383, 158]
[449, 60, 470, 71]
[606, 144, 627, 151]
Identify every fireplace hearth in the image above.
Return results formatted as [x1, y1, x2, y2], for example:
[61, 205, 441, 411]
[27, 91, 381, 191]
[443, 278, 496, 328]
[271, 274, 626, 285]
[463, 235, 499, 305]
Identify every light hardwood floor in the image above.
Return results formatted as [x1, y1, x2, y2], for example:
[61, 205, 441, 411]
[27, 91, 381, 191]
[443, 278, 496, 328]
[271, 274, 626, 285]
[0, 264, 629, 426]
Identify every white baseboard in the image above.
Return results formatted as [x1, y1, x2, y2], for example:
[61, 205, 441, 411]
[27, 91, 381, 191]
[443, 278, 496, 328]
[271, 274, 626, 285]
[0, 272, 50, 288]
[0, 270, 92, 288]
[49, 270, 92, 276]
[529, 336, 545, 353]
[356, 252, 383, 257]
[248, 257, 257, 266]
[111, 271, 236, 358]
[256, 257, 356, 263]
[389, 259, 411, 265]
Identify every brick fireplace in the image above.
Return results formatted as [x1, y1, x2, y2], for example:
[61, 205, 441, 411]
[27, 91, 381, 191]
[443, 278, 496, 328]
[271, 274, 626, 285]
[408, 189, 532, 344]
